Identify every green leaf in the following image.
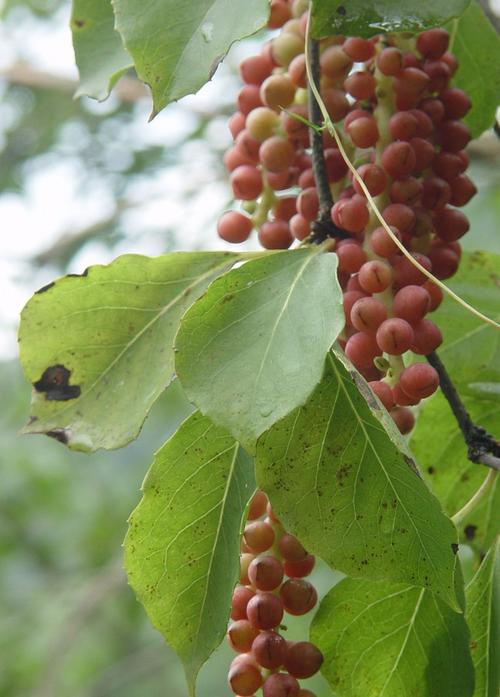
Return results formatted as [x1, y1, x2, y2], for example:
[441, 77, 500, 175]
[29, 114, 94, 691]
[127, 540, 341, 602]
[71, 0, 132, 101]
[256, 349, 461, 609]
[124, 411, 254, 695]
[112, 0, 269, 117]
[449, 1, 500, 137]
[175, 248, 344, 453]
[411, 252, 500, 549]
[19, 252, 244, 452]
[413, 392, 499, 551]
[311, 0, 470, 39]
[466, 538, 500, 697]
[311, 577, 474, 697]
[431, 251, 500, 391]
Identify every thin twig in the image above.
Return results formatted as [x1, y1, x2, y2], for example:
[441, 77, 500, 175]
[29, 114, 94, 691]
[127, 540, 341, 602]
[426, 351, 500, 471]
[307, 36, 349, 243]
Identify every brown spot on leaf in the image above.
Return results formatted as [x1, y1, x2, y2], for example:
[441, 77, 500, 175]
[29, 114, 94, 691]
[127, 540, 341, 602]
[72, 18, 86, 28]
[34, 365, 81, 401]
[337, 5, 346, 15]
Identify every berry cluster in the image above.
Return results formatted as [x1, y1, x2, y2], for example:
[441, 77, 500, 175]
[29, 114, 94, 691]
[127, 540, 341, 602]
[217, 0, 476, 435]
[228, 490, 322, 696]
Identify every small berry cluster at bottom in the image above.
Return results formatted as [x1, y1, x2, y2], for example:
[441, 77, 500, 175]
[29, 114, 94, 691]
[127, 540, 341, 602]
[228, 490, 322, 696]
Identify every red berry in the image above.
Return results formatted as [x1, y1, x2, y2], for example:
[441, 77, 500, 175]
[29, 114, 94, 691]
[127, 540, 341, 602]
[400, 363, 440, 399]
[246, 592, 284, 630]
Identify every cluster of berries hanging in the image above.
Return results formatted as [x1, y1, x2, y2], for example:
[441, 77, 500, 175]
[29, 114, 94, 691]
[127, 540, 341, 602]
[228, 490, 322, 696]
[217, 0, 476, 436]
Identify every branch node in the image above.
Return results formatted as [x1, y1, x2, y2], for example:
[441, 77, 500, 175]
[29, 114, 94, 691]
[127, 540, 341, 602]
[427, 351, 500, 471]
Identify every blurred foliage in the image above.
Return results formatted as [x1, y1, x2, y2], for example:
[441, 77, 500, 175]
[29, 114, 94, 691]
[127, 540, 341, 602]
[1, 360, 338, 696]
[0, 1, 238, 269]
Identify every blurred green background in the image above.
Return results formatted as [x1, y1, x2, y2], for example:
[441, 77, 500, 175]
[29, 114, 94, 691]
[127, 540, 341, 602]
[1, 2, 499, 696]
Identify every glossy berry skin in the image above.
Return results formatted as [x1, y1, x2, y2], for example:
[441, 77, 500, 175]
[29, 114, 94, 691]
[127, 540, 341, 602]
[285, 641, 324, 679]
[228, 620, 260, 653]
[228, 654, 263, 696]
[252, 630, 287, 669]
[262, 672, 301, 697]
[248, 555, 284, 591]
[399, 363, 440, 399]
[376, 319, 414, 355]
[278, 533, 307, 561]
[284, 554, 316, 578]
[280, 579, 317, 616]
[231, 586, 255, 620]
[246, 592, 284, 630]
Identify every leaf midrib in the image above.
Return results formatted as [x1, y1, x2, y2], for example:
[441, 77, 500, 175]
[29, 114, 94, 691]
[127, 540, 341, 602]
[328, 353, 443, 590]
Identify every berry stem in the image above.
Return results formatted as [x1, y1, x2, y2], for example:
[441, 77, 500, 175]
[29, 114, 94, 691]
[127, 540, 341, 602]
[251, 180, 277, 228]
[452, 469, 497, 527]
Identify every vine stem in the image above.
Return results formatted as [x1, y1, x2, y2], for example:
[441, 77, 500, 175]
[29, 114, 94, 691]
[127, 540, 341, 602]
[303, 15, 500, 474]
[306, 35, 349, 242]
[452, 469, 497, 527]
[426, 351, 500, 471]
[304, 14, 500, 331]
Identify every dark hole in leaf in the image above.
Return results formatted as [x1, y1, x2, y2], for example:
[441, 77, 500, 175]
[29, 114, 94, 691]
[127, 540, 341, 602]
[46, 429, 70, 444]
[336, 5, 346, 15]
[427, 466, 435, 474]
[451, 542, 459, 555]
[464, 524, 477, 541]
[34, 365, 81, 401]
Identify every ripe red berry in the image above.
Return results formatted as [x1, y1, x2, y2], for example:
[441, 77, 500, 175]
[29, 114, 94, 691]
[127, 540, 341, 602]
[244, 520, 275, 553]
[252, 630, 287, 669]
[280, 578, 317, 616]
[262, 672, 301, 697]
[284, 554, 316, 578]
[246, 592, 284, 630]
[228, 620, 260, 653]
[400, 364, 440, 399]
[284, 641, 324, 679]
[248, 556, 284, 591]
[376, 318, 414, 355]
[228, 654, 263, 695]
[390, 406, 416, 434]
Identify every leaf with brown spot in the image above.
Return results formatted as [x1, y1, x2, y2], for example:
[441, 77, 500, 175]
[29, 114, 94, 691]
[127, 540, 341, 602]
[19, 252, 249, 451]
[71, 0, 133, 101]
[124, 411, 254, 696]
